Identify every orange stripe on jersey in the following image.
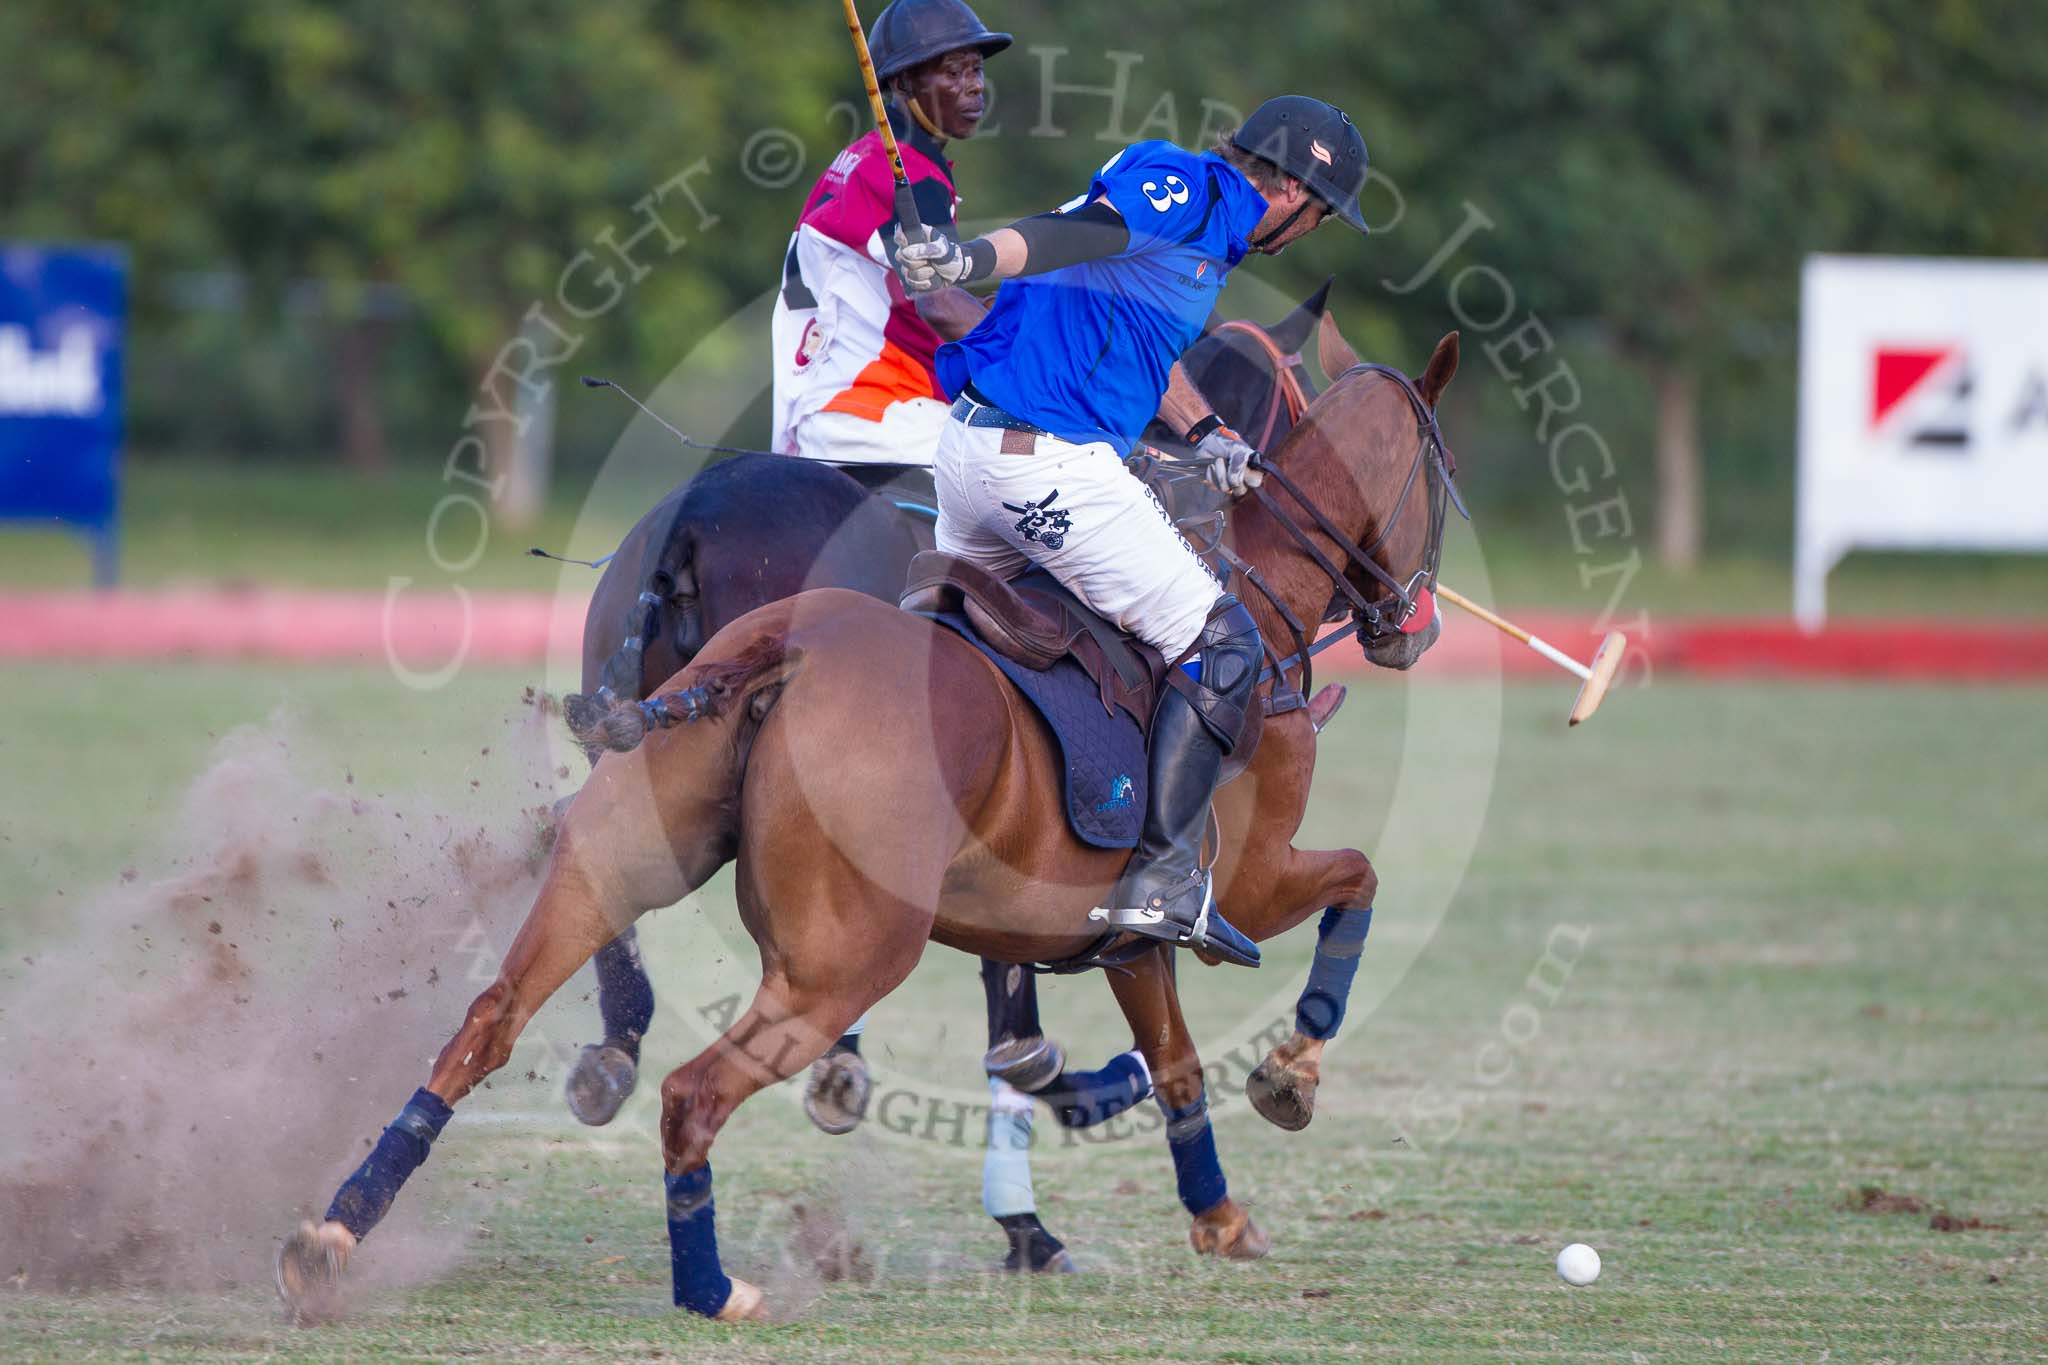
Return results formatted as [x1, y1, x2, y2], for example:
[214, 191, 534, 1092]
[820, 338, 945, 422]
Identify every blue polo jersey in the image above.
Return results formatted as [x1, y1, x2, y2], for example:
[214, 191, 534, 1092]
[935, 142, 1270, 456]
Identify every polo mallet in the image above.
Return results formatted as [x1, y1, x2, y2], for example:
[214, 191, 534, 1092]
[841, 0, 929, 243]
[1435, 583, 1627, 726]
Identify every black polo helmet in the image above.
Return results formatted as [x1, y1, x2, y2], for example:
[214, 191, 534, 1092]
[1231, 96, 1371, 234]
[869, 0, 1012, 83]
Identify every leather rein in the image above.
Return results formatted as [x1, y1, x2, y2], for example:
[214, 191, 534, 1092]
[1142, 354, 1467, 712]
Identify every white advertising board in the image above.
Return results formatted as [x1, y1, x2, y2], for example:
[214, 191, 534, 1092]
[1796, 254, 2048, 628]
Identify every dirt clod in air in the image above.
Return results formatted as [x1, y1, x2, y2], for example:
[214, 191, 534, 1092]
[787, 1201, 874, 1284]
[0, 715, 559, 1294]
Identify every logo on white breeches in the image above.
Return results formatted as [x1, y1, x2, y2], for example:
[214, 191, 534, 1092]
[1001, 489, 1072, 551]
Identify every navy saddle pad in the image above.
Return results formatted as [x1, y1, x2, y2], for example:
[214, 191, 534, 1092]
[924, 611, 1147, 850]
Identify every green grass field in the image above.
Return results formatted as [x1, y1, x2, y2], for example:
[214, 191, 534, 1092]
[8, 459, 2048, 619]
[2, 661, 2043, 1361]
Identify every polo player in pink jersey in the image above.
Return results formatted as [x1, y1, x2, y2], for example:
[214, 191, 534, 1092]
[772, 0, 1126, 1277]
[770, 0, 1003, 466]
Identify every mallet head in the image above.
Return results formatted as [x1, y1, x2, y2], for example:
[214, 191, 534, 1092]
[1567, 631, 1627, 727]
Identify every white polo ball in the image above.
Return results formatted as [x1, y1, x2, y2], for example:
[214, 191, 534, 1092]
[1556, 1242, 1601, 1285]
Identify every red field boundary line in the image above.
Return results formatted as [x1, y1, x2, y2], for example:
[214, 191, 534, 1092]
[0, 590, 577, 669]
[3, 590, 2046, 679]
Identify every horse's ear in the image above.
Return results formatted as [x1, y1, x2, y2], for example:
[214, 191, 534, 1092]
[1420, 331, 1460, 409]
[1265, 277, 1333, 353]
[1317, 308, 1360, 381]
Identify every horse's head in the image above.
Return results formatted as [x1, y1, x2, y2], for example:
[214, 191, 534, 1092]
[1258, 331, 1463, 673]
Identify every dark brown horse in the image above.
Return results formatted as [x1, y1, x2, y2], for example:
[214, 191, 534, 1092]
[277, 335, 1463, 1321]
[557, 451, 925, 1114]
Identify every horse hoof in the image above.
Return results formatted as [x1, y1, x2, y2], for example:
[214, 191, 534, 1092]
[802, 1048, 872, 1135]
[999, 1214, 1078, 1273]
[1189, 1206, 1270, 1262]
[994, 1246, 1078, 1275]
[564, 1043, 638, 1126]
[983, 1035, 1065, 1094]
[275, 1219, 355, 1323]
[1245, 1056, 1317, 1132]
[716, 1275, 766, 1322]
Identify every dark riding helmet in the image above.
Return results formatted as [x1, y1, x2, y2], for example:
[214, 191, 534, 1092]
[1232, 96, 1371, 234]
[869, 0, 1012, 83]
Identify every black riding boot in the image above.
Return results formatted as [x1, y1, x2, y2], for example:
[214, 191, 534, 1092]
[1094, 598, 1262, 968]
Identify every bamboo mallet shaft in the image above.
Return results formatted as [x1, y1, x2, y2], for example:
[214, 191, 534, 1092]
[1434, 582, 1627, 726]
[840, 0, 928, 239]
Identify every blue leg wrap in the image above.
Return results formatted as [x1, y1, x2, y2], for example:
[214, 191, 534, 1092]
[1038, 1050, 1154, 1130]
[594, 926, 655, 1053]
[665, 1164, 734, 1317]
[1295, 907, 1372, 1041]
[981, 1079, 1037, 1218]
[1161, 1091, 1227, 1216]
[324, 1088, 454, 1239]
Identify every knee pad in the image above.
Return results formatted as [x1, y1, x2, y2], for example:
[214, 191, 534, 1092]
[1173, 596, 1263, 750]
[1196, 596, 1263, 704]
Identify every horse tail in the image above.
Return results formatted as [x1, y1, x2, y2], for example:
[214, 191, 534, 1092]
[565, 532, 701, 752]
[565, 606, 800, 756]
[597, 584, 664, 700]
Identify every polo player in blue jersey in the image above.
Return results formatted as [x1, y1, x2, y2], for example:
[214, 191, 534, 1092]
[896, 97, 1371, 968]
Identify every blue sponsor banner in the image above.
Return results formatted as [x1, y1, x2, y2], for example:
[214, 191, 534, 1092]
[0, 243, 126, 583]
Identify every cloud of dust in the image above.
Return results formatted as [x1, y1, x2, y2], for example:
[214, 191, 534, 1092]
[0, 705, 563, 1295]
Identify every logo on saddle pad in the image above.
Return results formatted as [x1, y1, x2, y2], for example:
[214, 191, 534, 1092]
[1094, 774, 1135, 813]
[1002, 489, 1072, 551]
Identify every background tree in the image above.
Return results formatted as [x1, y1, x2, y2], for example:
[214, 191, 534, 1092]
[2, 0, 2042, 555]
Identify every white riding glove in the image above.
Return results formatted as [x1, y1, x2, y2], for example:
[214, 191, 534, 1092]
[894, 229, 971, 294]
[1193, 422, 1263, 496]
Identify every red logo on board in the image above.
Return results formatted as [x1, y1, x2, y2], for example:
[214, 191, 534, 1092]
[1870, 344, 1969, 450]
[1871, 347, 1954, 426]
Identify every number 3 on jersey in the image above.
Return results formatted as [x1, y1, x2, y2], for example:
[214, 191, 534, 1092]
[1141, 175, 1190, 212]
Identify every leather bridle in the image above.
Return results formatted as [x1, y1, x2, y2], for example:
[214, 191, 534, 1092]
[1195, 360, 1467, 710]
[1212, 319, 1311, 451]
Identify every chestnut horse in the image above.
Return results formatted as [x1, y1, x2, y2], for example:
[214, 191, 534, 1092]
[564, 281, 1359, 1134]
[277, 336, 1462, 1322]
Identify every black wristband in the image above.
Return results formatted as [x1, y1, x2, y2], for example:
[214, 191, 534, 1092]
[1184, 413, 1225, 445]
[962, 237, 999, 284]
